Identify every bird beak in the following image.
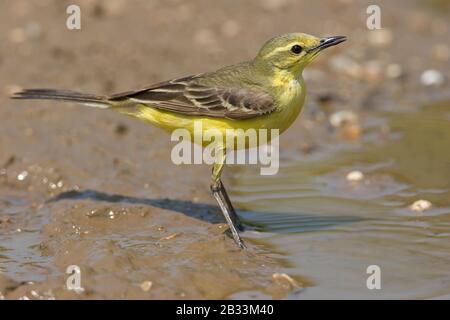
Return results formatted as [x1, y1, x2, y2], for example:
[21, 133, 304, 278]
[307, 36, 347, 53]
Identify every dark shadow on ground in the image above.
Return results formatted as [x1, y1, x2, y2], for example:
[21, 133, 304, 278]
[48, 189, 365, 234]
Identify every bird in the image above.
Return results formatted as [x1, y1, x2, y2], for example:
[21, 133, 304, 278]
[12, 33, 346, 249]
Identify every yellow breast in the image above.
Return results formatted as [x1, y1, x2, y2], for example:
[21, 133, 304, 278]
[125, 77, 306, 149]
[272, 76, 306, 133]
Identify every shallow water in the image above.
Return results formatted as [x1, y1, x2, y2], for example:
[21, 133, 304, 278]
[232, 101, 450, 299]
[0, 193, 53, 283]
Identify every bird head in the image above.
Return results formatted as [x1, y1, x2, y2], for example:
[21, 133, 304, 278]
[254, 33, 346, 79]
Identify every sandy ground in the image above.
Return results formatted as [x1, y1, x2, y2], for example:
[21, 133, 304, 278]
[0, 0, 449, 299]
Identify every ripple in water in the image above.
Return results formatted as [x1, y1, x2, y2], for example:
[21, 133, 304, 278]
[231, 101, 450, 299]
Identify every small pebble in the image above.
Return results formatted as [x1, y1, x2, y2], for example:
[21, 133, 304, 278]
[0, 217, 11, 224]
[329, 110, 359, 128]
[385, 64, 404, 79]
[272, 273, 300, 289]
[329, 110, 362, 140]
[364, 60, 383, 82]
[409, 200, 432, 213]
[159, 233, 180, 241]
[140, 281, 153, 292]
[420, 69, 445, 86]
[30, 290, 39, 298]
[342, 124, 362, 140]
[346, 170, 364, 182]
[17, 171, 29, 181]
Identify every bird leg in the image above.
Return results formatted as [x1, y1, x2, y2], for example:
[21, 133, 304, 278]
[211, 154, 246, 249]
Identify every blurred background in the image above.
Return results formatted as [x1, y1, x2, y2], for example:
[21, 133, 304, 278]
[0, 0, 449, 299]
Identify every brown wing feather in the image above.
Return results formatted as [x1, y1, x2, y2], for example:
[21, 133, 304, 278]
[108, 75, 275, 120]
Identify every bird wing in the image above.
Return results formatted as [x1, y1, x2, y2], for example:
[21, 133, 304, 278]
[108, 75, 275, 120]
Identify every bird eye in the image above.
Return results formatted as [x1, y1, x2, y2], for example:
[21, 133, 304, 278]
[291, 44, 303, 54]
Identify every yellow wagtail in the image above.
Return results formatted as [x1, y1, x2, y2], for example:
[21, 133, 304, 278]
[12, 33, 346, 248]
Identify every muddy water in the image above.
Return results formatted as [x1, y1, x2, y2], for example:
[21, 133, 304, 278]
[231, 101, 450, 299]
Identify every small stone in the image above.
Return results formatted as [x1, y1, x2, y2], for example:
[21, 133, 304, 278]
[17, 171, 28, 181]
[159, 233, 180, 241]
[30, 290, 39, 298]
[0, 217, 11, 224]
[385, 64, 404, 79]
[329, 110, 359, 128]
[420, 69, 445, 86]
[346, 170, 364, 182]
[140, 281, 153, 292]
[339, 124, 360, 140]
[272, 273, 300, 289]
[364, 60, 383, 82]
[410, 200, 432, 213]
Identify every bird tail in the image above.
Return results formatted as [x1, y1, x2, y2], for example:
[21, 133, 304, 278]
[11, 88, 111, 109]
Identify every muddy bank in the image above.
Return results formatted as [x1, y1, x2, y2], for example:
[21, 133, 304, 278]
[0, 89, 299, 299]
